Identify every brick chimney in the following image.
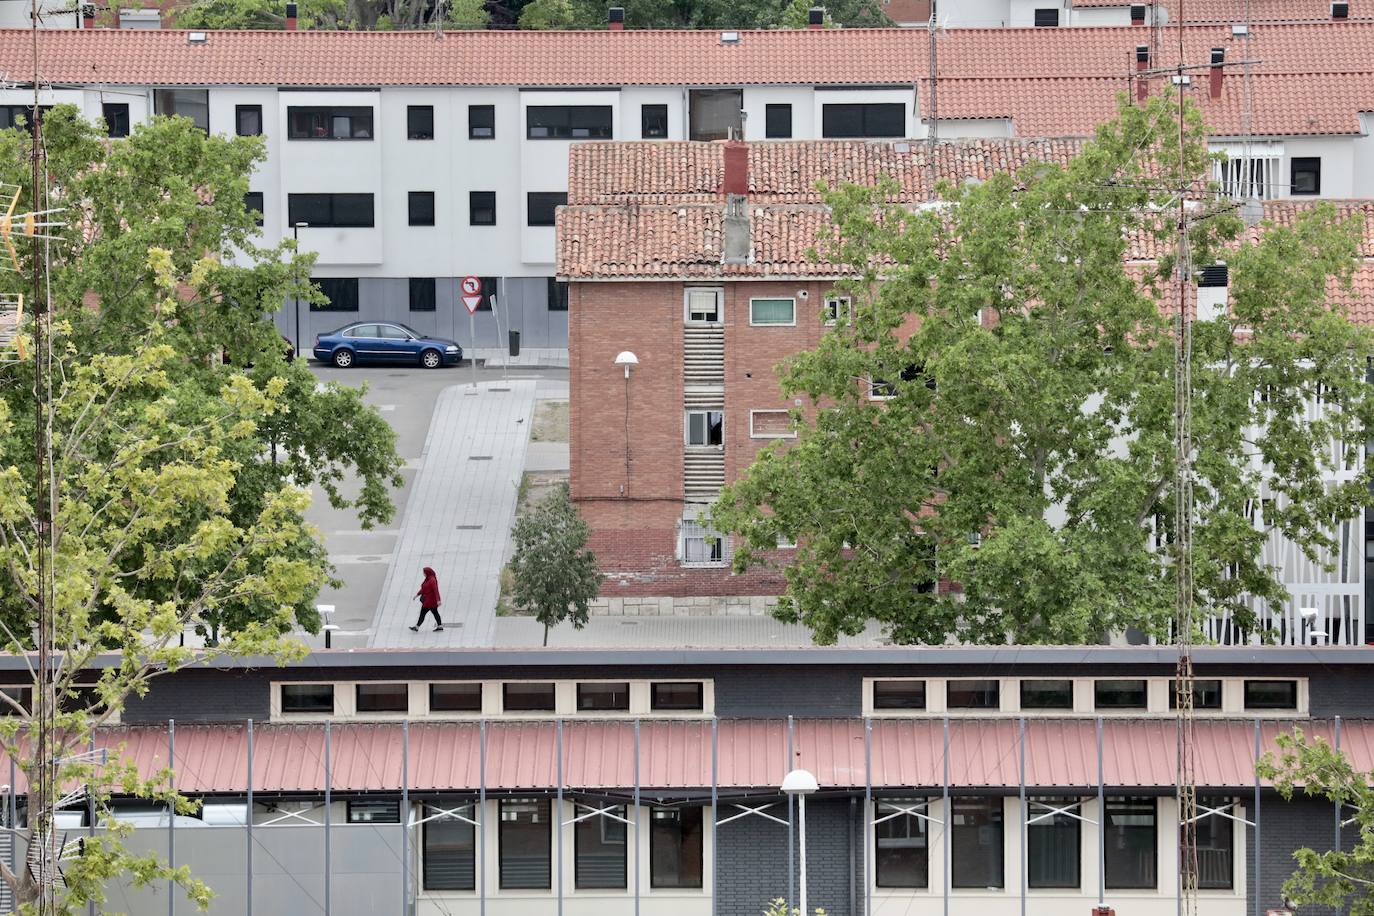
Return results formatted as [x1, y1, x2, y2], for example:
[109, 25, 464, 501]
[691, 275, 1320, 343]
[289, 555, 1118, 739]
[1209, 47, 1224, 99]
[1135, 45, 1150, 102]
[285, 1, 297, 28]
[1130, 3, 1145, 24]
[807, 6, 824, 27]
[608, 6, 624, 29]
[721, 140, 748, 196]
[81, 2, 94, 27]
[1332, 1, 1349, 19]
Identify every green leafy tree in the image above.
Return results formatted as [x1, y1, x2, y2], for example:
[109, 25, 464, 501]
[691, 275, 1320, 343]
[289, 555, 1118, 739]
[711, 93, 1373, 644]
[177, 0, 487, 31]
[1258, 729, 1374, 913]
[540, 0, 885, 29]
[510, 483, 602, 645]
[519, 0, 574, 29]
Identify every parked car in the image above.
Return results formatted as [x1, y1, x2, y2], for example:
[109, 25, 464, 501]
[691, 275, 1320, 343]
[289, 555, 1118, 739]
[313, 322, 463, 369]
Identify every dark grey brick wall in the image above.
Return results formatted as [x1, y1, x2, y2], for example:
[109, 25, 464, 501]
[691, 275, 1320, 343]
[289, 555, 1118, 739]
[1305, 667, 1374, 718]
[1245, 794, 1354, 916]
[123, 668, 273, 723]
[716, 797, 862, 916]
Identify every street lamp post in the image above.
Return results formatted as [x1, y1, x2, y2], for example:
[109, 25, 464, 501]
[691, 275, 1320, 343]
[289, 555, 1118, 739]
[292, 221, 309, 357]
[781, 768, 819, 916]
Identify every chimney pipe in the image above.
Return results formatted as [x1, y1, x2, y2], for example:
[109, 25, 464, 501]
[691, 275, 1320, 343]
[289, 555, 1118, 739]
[1332, 1, 1349, 19]
[1135, 46, 1150, 102]
[1130, 3, 1146, 24]
[1196, 263, 1229, 322]
[285, 1, 297, 28]
[608, 6, 624, 29]
[722, 140, 748, 196]
[81, 2, 94, 26]
[1209, 47, 1224, 99]
[807, 6, 824, 27]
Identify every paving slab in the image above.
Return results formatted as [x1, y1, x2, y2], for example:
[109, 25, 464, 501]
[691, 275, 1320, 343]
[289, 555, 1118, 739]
[369, 379, 536, 647]
[490, 615, 889, 647]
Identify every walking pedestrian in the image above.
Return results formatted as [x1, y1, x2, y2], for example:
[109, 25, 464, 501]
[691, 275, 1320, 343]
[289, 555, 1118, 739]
[409, 566, 444, 632]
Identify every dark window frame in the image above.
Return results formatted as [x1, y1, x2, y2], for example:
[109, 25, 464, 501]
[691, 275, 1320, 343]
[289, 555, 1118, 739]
[1104, 797, 1157, 889]
[288, 193, 375, 229]
[355, 682, 409, 714]
[243, 191, 264, 228]
[547, 278, 569, 312]
[1291, 157, 1321, 195]
[1020, 679, 1074, 710]
[1243, 680, 1298, 710]
[950, 797, 1004, 889]
[1169, 679, 1223, 710]
[408, 190, 436, 227]
[765, 103, 793, 139]
[650, 682, 703, 711]
[102, 102, 130, 138]
[470, 191, 497, 227]
[946, 679, 1000, 709]
[499, 798, 552, 889]
[235, 103, 263, 137]
[469, 104, 495, 139]
[286, 105, 374, 140]
[874, 799, 930, 888]
[574, 805, 628, 889]
[153, 89, 209, 133]
[1094, 679, 1149, 710]
[872, 680, 926, 710]
[1191, 801, 1235, 890]
[821, 102, 904, 139]
[311, 277, 360, 313]
[423, 804, 477, 890]
[527, 192, 567, 228]
[409, 277, 437, 313]
[280, 683, 334, 714]
[526, 105, 613, 140]
[641, 103, 669, 139]
[503, 682, 557, 712]
[1033, 7, 1060, 26]
[407, 104, 435, 140]
[649, 805, 704, 888]
[1027, 797, 1080, 889]
[347, 799, 400, 823]
[577, 682, 630, 711]
[429, 682, 482, 712]
[688, 88, 743, 142]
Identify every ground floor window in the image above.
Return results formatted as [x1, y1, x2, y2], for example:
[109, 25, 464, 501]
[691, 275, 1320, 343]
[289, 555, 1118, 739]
[951, 797, 1003, 889]
[1189, 800, 1235, 890]
[875, 800, 929, 888]
[1105, 796, 1157, 889]
[650, 805, 704, 888]
[574, 804, 628, 888]
[423, 803, 476, 891]
[1027, 798, 1080, 888]
[500, 798, 551, 889]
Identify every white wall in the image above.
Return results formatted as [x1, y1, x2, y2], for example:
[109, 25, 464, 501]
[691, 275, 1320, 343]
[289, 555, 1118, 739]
[936, 0, 1012, 27]
[935, 118, 1014, 138]
[742, 87, 815, 140]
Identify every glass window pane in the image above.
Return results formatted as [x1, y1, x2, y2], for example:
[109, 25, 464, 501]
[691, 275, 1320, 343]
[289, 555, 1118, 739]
[1094, 679, 1148, 709]
[1243, 680, 1297, 709]
[951, 797, 1004, 888]
[430, 683, 482, 712]
[331, 194, 375, 228]
[875, 801, 928, 887]
[641, 104, 668, 139]
[503, 682, 556, 711]
[650, 806, 703, 887]
[424, 807, 476, 890]
[155, 89, 208, 132]
[1027, 798, 1080, 888]
[313, 278, 359, 312]
[1169, 679, 1222, 710]
[347, 800, 400, 823]
[706, 411, 723, 446]
[355, 683, 408, 713]
[547, 278, 569, 311]
[470, 191, 496, 226]
[750, 298, 795, 325]
[575, 806, 627, 888]
[469, 104, 495, 139]
[1105, 797, 1156, 889]
[765, 103, 792, 139]
[687, 413, 706, 446]
[527, 192, 567, 227]
[947, 679, 999, 709]
[577, 682, 630, 711]
[1190, 801, 1234, 889]
[281, 683, 333, 714]
[103, 102, 131, 138]
[873, 680, 925, 710]
[1021, 680, 1074, 710]
[409, 277, 437, 313]
[409, 191, 436, 227]
[236, 104, 262, 137]
[686, 289, 720, 322]
[651, 682, 703, 711]
[688, 89, 743, 141]
[407, 105, 434, 140]
[500, 799, 551, 889]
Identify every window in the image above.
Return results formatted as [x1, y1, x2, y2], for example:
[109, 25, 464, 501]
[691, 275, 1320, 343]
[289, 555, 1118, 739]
[1094, 679, 1147, 709]
[821, 103, 904, 138]
[1243, 680, 1297, 710]
[869, 364, 930, 400]
[1020, 679, 1073, 710]
[527, 192, 566, 227]
[499, 799, 551, 889]
[1215, 155, 1279, 200]
[650, 806, 703, 888]
[951, 797, 1004, 888]
[469, 104, 495, 139]
[765, 103, 792, 139]
[578, 682, 630, 711]
[424, 805, 476, 890]
[102, 102, 130, 138]
[1191, 803, 1235, 890]
[1169, 679, 1223, 710]
[408, 191, 436, 227]
[1104, 797, 1156, 889]
[686, 410, 723, 447]
[689, 88, 742, 141]
[356, 682, 408, 713]
[154, 89, 209, 132]
[407, 105, 434, 140]
[286, 106, 373, 140]
[823, 296, 850, 325]
[873, 680, 926, 710]
[681, 518, 728, 566]
[503, 682, 556, 712]
[685, 287, 722, 323]
[288, 193, 375, 228]
[749, 297, 795, 326]
[344, 324, 380, 339]
[0, 686, 32, 715]
[749, 409, 795, 439]
[651, 682, 703, 711]
[526, 105, 613, 140]
[409, 277, 436, 313]
[875, 800, 928, 887]
[280, 683, 333, 714]
[547, 278, 569, 311]
[235, 104, 262, 137]
[947, 679, 999, 709]
[475, 276, 497, 312]
[1027, 798, 1079, 888]
[347, 800, 400, 823]
[1291, 157, 1321, 195]
[641, 103, 669, 139]
[430, 682, 482, 712]
[312, 277, 360, 312]
[243, 191, 264, 227]
[1033, 8, 1060, 26]
[470, 191, 496, 226]
[575, 807, 627, 888]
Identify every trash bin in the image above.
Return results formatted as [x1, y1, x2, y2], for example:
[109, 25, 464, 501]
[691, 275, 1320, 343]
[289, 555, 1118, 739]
[508, 329, 521, 357]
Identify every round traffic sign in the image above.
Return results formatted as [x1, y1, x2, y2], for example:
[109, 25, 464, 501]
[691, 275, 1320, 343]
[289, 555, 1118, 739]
[461, 276, 481, 296]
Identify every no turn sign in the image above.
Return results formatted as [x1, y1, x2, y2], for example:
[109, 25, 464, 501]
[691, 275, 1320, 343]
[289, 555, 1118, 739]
[461, 275, 483, 315]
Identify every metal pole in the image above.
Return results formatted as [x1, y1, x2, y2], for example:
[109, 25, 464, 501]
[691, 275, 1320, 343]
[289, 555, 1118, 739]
[1335, 715, 1343, 852]
[292, 223, 301, 356]
[7, 755, 15, 881]
[556, 717, 564, 915]
[247, 719, 254, 916]
[402, 720, 409, 916]
[1019, 717, 1027, 916]
[1097, 717, 1105, 905]
[479, 719, 487, 916]
[87, 733, 96, 916]
[168, 719, 175, 916]
[324, 720, 332, 916]
[787, 716, 795, 914]
[710, 717, 717, 916]
[864, 717, 872, 916]
[1253, 719, 1261, 916]
[634, 718, 642, 916]
[798, 794, 808, 916]
[943, 715, 951, 916]
[468, 310, 478, 388]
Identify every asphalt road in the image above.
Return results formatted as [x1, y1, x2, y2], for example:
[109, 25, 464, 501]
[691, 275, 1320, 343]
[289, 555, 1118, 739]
[302, 360, 567, 638]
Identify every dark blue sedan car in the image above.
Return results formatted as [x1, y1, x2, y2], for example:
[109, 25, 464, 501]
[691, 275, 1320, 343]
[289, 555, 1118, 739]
[313, 322, 463, 369]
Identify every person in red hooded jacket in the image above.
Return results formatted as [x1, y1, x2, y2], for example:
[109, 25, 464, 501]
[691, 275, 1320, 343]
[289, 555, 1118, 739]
[409, 567, 443, 632]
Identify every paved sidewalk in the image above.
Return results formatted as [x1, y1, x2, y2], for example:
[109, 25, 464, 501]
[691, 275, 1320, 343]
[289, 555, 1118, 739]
[491, 615, 888, 647]
[369, 379, 536, 647]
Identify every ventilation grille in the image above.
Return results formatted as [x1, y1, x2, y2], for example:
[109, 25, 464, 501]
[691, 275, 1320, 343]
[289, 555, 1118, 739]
[684, 450, 726, 500]
[683, 325, 725, 385]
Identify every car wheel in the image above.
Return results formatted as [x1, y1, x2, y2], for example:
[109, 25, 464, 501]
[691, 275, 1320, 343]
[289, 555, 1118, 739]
[332, 348, 355, 368]
[420, 349, 442, 369]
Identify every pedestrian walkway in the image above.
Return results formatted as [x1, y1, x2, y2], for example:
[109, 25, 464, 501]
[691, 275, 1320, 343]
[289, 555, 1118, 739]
[369, 379, 536, 647]
[491, 615, 888, 647]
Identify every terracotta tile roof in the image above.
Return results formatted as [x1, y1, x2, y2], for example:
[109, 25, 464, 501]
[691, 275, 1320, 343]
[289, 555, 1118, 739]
[1, 22, 1371, 135]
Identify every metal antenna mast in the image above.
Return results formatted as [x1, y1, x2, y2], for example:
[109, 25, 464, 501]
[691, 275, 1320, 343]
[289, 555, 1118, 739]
[926, 0, 938, 188]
